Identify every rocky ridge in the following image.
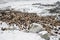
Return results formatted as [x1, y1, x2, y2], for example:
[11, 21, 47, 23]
[0, 9, 60, 35]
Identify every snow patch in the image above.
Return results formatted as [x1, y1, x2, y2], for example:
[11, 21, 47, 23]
[0, 30, 45, 40]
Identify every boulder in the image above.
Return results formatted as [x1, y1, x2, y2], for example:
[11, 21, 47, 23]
[38, 31, 50, 40]
[28, 23, 43, 33]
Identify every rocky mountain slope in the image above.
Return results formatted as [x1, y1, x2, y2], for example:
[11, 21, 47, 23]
[0, 0, 60, 40]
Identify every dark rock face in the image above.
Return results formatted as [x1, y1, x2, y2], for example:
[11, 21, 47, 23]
[47, 1, 60, 13]
[32, 3, 56, 6]
[1, 27, 7, 31]
[48, 7, 60, 13]
[55, 1, 60, 6]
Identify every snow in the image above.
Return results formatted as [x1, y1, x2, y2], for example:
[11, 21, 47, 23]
[0, 22, 60, 40]
[0, 22, 45, 40]
[0, 0, 60, 17]
[0, 22, 20, 30]
[0, 0, 59, 13]
[0, 30, 45, 40]
[38, 31, 48, 35]
[0, 1, 44, 13]
[0, 0, 60, 40]
[50, 36, 60, 40]
[0, 22, 9, 28]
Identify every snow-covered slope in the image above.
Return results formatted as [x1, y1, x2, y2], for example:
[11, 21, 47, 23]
[0, 30, 45, 40]
[0, 0, 60, 17]
[0, 0, 60, 40]
[0, 22, 60, 40]
[0, 22, 45, 40]
[0, 0, 59, 13]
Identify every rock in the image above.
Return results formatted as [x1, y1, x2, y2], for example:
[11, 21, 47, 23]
[0, 13, 2, 16]
[50, 36, 59, 40]
[55, 1, 60, 6]
[38, 31, 48, 35]
[28, 23, 43, 33]
[1, 27, 7, 31]
[51, 26, 60, 35]
[55, 15, 60, 21]
[38, 31, 50, 40]
[59, 38, 60, 40]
